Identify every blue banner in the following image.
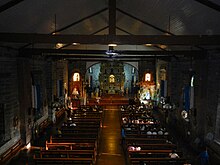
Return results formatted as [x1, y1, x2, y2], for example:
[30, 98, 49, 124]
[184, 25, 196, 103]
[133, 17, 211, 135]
[184, 86, 190, 111]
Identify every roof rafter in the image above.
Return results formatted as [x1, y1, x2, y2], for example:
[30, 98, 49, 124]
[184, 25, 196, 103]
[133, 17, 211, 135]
[19, 7, 108, 49]
[0, 0, 24, 13]
[116, 8, 204, 50]
[116, 26, 166, 51]
[117, 8, 174, 35]
[52, 7, 108, 34]
[194, 0, 220, 12]
[59, 26, 109, 49]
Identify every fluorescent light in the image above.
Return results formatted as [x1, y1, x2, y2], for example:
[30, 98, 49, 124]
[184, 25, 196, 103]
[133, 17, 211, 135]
[108, 43, 117, 47]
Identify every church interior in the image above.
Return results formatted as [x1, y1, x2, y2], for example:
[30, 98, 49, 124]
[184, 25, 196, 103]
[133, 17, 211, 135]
[0, 0, 220, 164]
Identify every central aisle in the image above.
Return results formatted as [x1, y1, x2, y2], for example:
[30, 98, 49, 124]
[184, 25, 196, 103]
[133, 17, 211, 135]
[96, 106, 126, 165]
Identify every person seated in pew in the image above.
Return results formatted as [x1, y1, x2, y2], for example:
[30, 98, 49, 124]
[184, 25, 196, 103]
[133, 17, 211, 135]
[152, 128, 157, 135]
[122, 117, 127, 124]
[169, 150, 180, 158]
[164, 131, 169, 135]
[140, 125, 145, 131]
[158, 128, 163, 135]
[62, 122, 67, 126]
[69, 122, 76, 127]
[128, 145, 141, 151]
[147, 130, 152, 135]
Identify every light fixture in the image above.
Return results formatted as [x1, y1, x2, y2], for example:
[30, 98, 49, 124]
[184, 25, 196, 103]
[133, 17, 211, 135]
[145, 44, 152, 47]
[108, 43, 117, 47]
[72, 43, 80, 46]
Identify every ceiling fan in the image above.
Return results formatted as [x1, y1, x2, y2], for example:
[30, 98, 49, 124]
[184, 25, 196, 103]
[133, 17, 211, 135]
[105, 45, 120, 59]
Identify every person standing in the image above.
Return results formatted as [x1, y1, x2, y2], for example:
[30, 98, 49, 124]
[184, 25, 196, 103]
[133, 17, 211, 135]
[121, 126, 126, 152]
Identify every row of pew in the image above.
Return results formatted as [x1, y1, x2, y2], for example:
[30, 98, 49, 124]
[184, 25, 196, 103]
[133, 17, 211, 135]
[121, 105, 188, 165]
[33, 105, 103, 165]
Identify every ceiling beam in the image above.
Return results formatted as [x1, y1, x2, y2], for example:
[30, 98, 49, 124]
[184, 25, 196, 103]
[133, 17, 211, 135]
[194, 0, 220, 12]
[1, 33, 220, 45]
[109, 0, 116, 35]
[20, 48, 204, 56]
[0, 0, 24, 13]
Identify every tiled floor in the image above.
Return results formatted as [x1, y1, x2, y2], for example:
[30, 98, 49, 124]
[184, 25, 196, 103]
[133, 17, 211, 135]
[96, 106, 126, 165]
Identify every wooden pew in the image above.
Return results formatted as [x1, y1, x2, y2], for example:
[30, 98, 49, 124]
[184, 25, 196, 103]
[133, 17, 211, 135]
[72, 113, 103, 118]
[50, 136, 99, 150]
[125, 137, 168, 144]
[121, 107, 187, 165]
[61, 127, 99, 134]
[56, 133, 98, 139]
[33, 157, 94, 165]
[129, 157, 187, 165]
[33, 106, 104, 165]
[0, 140, 22, 164]
[69, 117, 101, 120]
[127, 143, 176, 150]
[61, 123, 100, 129]
[125, 133, 169, 139]
[46, 142, 96, 150]
[128, 150, 182, 158]
[51, 137, 97, 144]
[34, 142, 97, 165]
[34, 150, 95, 159]
[34, 150, 96, 163]
[67, 119, 102, 126]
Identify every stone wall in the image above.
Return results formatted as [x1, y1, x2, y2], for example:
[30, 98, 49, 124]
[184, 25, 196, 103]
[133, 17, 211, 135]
[168, 52, 220, 152]
[0, 50, 69, 156]
[206, 52, 220, 135]
[0, 47, 20, 155]
[48, 59, 68, 121]
[17, 57, 32, 145]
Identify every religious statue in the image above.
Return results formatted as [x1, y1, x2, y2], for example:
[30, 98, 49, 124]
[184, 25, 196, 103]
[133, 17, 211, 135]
[72, 87, 79, 98]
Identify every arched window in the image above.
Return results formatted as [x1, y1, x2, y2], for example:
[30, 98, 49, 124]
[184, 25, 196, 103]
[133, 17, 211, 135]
[109, 74, 115, 83]
[73, 73, 80, 81]
[190, 75, 194, 87]
[145, 73, 151, 82]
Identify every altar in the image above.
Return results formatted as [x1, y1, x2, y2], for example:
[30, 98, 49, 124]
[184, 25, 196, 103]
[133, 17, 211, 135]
[99, 62, 125, 95]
